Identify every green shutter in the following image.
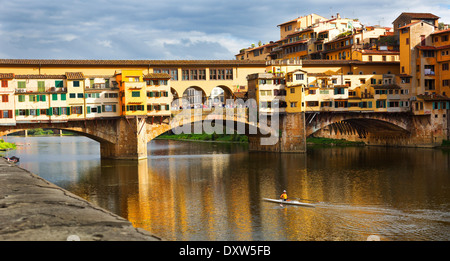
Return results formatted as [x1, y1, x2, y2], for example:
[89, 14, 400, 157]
[36, 109, 40, 116]
[87, 106, 91, 114]
[61, 93, 66, 101]
[18, 81, 26, 88]
[55, 80, 63, 87]
[97, 106, 101, 113]
[38, 81, 45, 92]
[41, 95, 46, 102]
[113, 105, 116, 112]
[165, 105, 169, 110]
[52, 94, 58, 101]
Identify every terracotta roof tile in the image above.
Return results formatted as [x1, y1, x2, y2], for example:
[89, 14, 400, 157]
[401, 12, 440, 19]
[15, 74, 66, 79]
[0, 73, 14, 79]
[0, 59, 266, 67]
[65, 72, 84, 80]
[143, 73, 171, 79]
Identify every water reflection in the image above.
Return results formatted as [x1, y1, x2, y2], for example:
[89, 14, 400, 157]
[4, 136, 450, 241]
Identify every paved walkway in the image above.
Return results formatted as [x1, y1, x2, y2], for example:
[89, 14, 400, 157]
[0, 158, 162, 241]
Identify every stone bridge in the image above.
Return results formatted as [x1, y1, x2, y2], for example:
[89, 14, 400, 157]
[305, 111, 446, 146]
[1, 110, 445, 160]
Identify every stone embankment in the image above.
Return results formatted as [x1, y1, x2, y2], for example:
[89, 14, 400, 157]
[0, 158, 161, 241]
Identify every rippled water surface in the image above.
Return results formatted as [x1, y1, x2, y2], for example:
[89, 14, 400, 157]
[4, 136, 450, 240]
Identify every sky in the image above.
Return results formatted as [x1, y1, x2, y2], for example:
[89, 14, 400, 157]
[0, 0, 449, 60]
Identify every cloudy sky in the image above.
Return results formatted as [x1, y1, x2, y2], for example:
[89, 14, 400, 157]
[0, 0, 449, 60]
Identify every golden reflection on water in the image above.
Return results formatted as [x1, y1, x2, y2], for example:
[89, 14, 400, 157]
[116, 142, 450, 241]
[8, 137, 450, 241]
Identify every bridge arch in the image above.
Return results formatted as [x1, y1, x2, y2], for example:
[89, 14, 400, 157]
[182, 86, 208, 107]
[306, 112, 411, 138]
[146, 111, 269, 143]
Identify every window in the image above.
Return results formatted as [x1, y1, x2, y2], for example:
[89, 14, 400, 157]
[73, 81, 80, 87]
[334, 88, 345, 95]
[77, 93, 83, 98]
[52, 107, 60, 115]
[69, 93, 76, 98]
[72, 106, 83, 114]
[1, 80, 7, 88]
[376, 100, 386, 108]
[61, 94, 66, 101]
[441, 35, 449, 42]
[290, 102, 297, 108]
[38, 81, 45, 92]
[18, 81, 26, 88]
[103, 105, 116, 112]
[218, 69, 225, 80]
[18, 95, 25, 102]
[290, 88, 295, 94]
[52, 94, 58, 101]
[226, 69, 233, 80]
[1, 94, 8, 102]
[131, 91, 140, 97]
[443, 80, 449, 86]
[295, 74, 304, 80]
[423, 50, 435, 57]
[1, 110, 12, 118]
[406, 38, 409, 45]
[55, 80, 63, 87]
[182, 69, 206, 80]
[425, 79, 435, 90]
[368, 55, 373, 61]
[443, 63, 449, 71]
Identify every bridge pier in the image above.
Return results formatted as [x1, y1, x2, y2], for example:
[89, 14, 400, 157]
[249, 113, 307, 153]
[100, 117, 148, 160]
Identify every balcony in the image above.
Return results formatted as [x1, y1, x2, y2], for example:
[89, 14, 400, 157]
[15, 87, 67, 93]
[424, 69, 435, 76]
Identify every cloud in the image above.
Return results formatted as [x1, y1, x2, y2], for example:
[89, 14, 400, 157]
[0, 0, 448, 59]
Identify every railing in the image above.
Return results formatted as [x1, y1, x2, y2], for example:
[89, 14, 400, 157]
[15, 87, 67, 93]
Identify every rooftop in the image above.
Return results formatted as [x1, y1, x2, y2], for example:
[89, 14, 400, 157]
[0, 59, 267, 67]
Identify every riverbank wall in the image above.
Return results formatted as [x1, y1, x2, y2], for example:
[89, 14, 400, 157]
[0, 158, 162, 241]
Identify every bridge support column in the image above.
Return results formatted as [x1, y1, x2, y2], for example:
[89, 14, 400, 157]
[249, 113, 306, 153]
[100, 117, 148, 160]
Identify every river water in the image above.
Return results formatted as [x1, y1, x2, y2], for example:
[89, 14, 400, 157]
[3, 136, 450, 241]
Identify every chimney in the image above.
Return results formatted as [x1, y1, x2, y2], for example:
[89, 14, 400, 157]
[337, 13, 341, 19]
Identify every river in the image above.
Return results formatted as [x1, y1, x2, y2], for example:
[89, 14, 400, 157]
[2, 136, 450, 241]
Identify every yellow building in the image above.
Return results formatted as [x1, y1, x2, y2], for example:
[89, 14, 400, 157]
[66, 72, 85, 120]
[285, 69, 307, 113]
[116, 70, 147, 116]
[144, 73, 172, 119]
